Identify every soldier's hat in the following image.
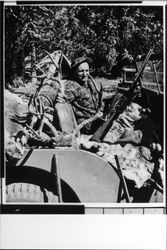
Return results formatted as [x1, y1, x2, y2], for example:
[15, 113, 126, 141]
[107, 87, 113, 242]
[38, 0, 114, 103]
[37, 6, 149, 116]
[71, 57, 92, 70]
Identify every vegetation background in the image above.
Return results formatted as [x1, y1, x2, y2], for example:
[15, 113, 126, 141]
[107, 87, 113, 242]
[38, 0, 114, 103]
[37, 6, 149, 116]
[5, 5, 163, 88]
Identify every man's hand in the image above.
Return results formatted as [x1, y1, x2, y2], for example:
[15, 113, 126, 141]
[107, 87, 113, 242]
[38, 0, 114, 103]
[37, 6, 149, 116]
[96, 110, 103, 119]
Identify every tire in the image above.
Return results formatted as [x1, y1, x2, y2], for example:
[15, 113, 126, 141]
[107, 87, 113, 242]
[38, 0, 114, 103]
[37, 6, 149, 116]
[6, 165, 80, 203]
[6, 166, 59, 203]
[6, 183, 58, 203]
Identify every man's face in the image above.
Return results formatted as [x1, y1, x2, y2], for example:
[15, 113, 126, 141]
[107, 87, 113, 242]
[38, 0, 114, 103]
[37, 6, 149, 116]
[75, 62, 90, 83]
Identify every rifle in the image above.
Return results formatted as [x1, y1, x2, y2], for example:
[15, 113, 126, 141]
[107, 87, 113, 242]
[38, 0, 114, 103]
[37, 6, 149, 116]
[90, 48, 153, 143]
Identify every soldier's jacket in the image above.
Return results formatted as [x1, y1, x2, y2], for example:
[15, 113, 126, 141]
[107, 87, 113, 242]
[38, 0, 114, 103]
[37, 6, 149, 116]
[65, 79, 104, 133]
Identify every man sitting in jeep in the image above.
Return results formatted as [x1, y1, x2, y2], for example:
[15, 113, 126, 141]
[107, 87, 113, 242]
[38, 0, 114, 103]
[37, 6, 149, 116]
[57, 56, 104, 135]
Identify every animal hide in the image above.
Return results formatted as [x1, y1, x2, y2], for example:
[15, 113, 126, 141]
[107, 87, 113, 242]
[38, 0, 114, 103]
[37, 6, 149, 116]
[5, 130, 26, 162]
[103, 102, 150, 144]
[97, 143, 155, 188]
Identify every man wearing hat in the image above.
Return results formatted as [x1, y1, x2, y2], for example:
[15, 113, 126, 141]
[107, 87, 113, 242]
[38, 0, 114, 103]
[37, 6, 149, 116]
[57, 56, 104, 134]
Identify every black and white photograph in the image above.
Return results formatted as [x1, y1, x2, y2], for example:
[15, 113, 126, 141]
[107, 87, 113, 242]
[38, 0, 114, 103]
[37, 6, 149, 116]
[2, 1, 166, 212]
[0, 1, 166, 249]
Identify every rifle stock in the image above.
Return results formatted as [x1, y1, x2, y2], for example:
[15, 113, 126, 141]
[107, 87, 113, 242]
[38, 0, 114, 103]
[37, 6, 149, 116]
[90, 49, 153, 142]
[90, 94, 128, 142]
[90, 109, 117, 143]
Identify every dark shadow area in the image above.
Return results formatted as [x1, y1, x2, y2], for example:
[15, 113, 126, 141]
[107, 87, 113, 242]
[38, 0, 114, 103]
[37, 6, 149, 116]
[132, 185, 155, 203]
[114, 165, 162, 203]
[6, 165, 81, 203]
[1, 204, 85, 214]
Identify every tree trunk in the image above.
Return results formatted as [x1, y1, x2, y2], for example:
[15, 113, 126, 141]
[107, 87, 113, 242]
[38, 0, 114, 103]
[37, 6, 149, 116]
[21, 48, 25, 85]
[31, 42, 37, 86]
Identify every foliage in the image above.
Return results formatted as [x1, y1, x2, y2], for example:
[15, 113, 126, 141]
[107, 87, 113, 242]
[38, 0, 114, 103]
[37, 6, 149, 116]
[5, 5, 163, 86]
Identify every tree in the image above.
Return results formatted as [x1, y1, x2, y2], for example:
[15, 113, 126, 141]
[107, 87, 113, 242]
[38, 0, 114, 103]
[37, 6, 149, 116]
[5, 5, 163, 86]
